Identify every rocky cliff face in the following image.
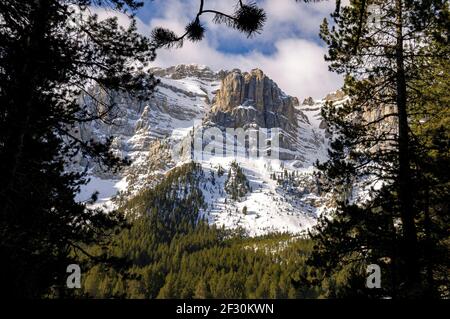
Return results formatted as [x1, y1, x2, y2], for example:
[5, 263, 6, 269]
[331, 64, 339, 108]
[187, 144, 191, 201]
[76, 65, 220, 178]
[150, 64, 222, 82]
[205, 69, 310, 160]
[213, 69, 298, 110]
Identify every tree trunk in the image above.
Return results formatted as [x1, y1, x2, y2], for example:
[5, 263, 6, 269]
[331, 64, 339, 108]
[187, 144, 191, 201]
[394, 0, 421, 296]
[423, 180, 435, 297]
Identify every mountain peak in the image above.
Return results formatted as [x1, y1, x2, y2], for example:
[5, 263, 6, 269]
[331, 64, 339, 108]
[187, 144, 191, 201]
[205, 67, 307, 160]
[211, 67, 292, 112]
[248, 68, 265, 77]
[150, 64, 217, 81]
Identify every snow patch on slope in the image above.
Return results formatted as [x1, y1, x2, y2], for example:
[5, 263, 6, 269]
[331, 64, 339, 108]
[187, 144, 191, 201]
[197, 157, 320, 236]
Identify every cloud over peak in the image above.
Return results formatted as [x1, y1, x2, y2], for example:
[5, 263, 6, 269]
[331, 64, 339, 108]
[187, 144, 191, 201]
[96, 0, 344, 99]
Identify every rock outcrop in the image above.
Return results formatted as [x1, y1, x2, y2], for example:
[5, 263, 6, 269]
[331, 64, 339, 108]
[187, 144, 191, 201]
[209, 69, 298, 128]
[324, 90, 346, 102]
[205, 69, 306, 160]
[302, 97, 315, 106]
[149, 64, 219, 82]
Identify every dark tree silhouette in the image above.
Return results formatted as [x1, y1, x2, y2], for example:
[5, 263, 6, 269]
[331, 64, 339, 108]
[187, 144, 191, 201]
[0, 0, 158, 298]
[307, 0, 449, 298]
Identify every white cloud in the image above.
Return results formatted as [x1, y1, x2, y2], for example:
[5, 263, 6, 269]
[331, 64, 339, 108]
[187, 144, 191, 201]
[92, 1, 344, 99]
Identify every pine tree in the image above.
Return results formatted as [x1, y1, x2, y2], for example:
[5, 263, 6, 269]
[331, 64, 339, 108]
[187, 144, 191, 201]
[225, 161, 250, 201]
[157, 272, 179, 299]
[194, 279, 210, 299]
[408, 37, 450, 297]
[309, 0, 449, 298]
[0, 0, 158, 298]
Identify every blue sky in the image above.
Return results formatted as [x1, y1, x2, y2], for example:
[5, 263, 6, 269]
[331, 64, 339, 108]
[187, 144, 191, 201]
[108, 0, 344, 99]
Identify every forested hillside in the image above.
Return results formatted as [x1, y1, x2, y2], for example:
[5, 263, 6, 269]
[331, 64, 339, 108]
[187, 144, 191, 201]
[78, 163, 336, 298]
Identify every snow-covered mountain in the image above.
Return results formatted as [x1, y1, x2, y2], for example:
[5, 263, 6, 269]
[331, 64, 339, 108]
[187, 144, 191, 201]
[75, 64, 346, 236]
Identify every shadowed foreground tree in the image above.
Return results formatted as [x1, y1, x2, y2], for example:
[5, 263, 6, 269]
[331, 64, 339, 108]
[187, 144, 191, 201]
[0, 0, 160, 298]
[307, 0, 449, 298]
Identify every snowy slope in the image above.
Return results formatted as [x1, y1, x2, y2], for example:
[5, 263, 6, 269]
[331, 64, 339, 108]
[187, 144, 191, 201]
[196, 157, 321, 236]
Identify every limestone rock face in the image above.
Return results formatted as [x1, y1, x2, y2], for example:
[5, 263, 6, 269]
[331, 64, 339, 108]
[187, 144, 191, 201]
[211, 69, 298, 127]
[150, 64, 219, 82]
[73, 64, 339, 235]
[205, 69, 305, 159]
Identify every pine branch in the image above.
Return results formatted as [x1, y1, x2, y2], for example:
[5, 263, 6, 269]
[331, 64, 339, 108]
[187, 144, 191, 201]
[151, 0, 266, 48]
